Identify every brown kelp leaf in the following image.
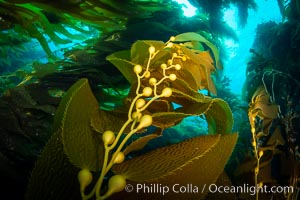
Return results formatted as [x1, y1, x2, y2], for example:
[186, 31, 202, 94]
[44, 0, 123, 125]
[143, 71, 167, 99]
[27, 79, 110, 199]
[123, 134, 160, 156]
[107, 33, 220, 95]
[151, 98, 233, 134]
[152, 112, 189, 128]
[25, 129, 81, 200]
[261, 118, 273, 136]
[130, 40, 165, 66]
[197, 51, 214, 70]
[112, 133, 238, 199]
[250, 86, 279, 119]
[168, 80, 210, 106]
[113, 134, 221, 181]
[123, 78, 199, 108]
[106, 50, 138, 84]
[146, 99, 173, 113]
[174, 32, 222, 70]
[175, 62, 200, 91]
[258, 103, 279, 119]
[177, 45, 217, 94]
[150, 101, 211, 130]
[198, 51, 216, 77]
[249, 86, 279, 134]
[90, 109, 128, 133]
[55, 78, 104, 171]
[253, 94, 279, 119]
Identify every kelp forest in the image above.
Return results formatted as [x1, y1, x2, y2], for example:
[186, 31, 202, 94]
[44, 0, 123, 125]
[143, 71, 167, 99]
[0, 0, 299, 200]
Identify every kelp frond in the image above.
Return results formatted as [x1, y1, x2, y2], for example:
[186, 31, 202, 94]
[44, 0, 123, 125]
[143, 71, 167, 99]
[0, 0, 175, 58]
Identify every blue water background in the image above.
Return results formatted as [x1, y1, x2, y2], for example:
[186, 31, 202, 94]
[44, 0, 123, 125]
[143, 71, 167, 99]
[223, 0, 282, 95]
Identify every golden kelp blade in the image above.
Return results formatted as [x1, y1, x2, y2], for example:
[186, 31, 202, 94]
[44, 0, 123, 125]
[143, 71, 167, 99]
[54, 78, 104, 171]
[112, 133, 238, 199]
[25, 129, 80, 200]
[174, 32, 222, 70]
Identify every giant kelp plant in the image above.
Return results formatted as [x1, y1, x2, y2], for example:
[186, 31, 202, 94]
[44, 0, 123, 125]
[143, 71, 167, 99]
[26, 32, 237, 200]
[239, 1, 300, 199]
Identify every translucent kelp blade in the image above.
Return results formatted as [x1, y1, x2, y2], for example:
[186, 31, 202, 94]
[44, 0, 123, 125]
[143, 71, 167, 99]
[106, 50, 138, 84]
[123, 134, 160, 156]
[131, 40, 165, 66]
[112, 133, 238, 199]
[54, 78, 104, 171]
[25, 129, 80, 200]
[174, 32, 222, 70]
[151, 97, 233, 134]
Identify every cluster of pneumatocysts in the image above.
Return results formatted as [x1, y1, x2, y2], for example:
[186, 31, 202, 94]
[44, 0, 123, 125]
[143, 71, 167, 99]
[78, 36, 186, 200]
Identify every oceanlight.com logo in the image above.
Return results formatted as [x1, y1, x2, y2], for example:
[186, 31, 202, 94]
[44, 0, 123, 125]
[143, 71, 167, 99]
[207, 184, 294, 196]
[124, 183, 295, 196]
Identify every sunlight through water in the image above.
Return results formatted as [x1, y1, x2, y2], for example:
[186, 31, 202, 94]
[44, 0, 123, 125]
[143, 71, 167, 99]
[173, 0, 197, 17]
[223, 1, 281, 95]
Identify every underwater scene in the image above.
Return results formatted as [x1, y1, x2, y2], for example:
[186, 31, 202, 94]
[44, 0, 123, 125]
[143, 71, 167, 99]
[0, 0, 299, 199]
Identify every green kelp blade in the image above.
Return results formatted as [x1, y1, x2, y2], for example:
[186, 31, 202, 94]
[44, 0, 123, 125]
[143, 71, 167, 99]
[54, 78, 104, 171]
[106, 50, 138, 84]
[111, 133, 238, 200]
[203, 99, 233, 134]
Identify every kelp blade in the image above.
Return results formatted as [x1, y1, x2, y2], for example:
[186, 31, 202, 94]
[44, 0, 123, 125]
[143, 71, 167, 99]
[111, 133, 238, 199]
[55, 78, 104, 171]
